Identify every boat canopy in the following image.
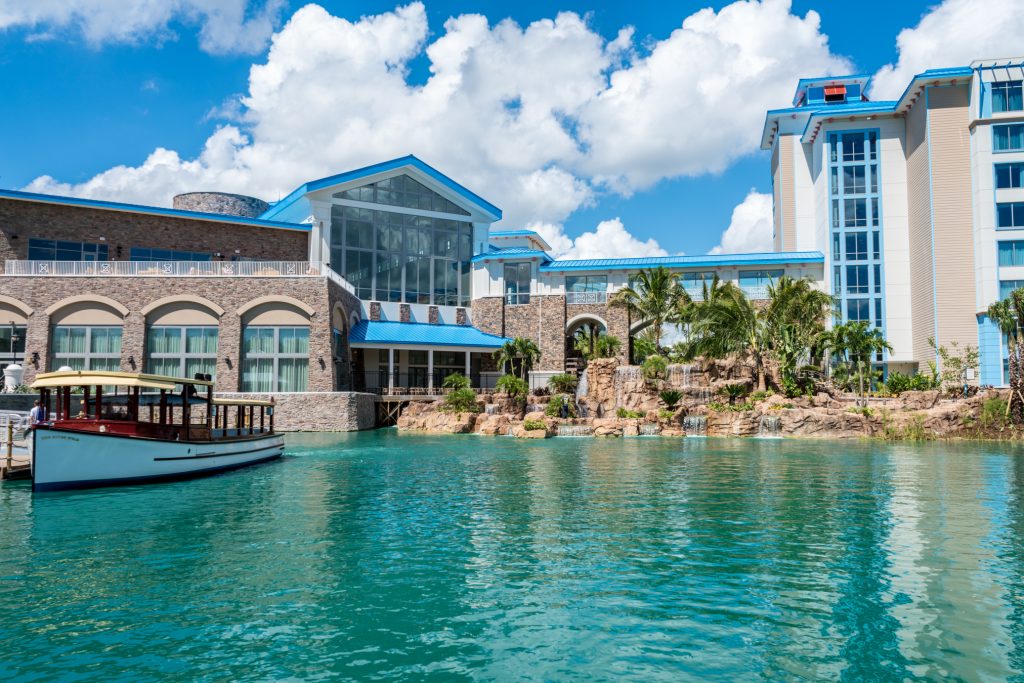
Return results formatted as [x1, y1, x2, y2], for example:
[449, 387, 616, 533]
[31, 370, 214, 391]
[212, 397, 275, 407]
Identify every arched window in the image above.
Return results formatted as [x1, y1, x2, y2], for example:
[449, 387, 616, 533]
[238, 298, 312, 392]
[143, 298, 223, 378]
[0, 297, 31, 366]
[47, 297, 127, 371]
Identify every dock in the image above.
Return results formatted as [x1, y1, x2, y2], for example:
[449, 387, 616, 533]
[0, 412, 31, 481]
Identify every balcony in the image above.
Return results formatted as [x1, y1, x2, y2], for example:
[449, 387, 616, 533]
[3, 260, 356, 294]
[566, 291, 608, 305]
[503, 292, 531, 306]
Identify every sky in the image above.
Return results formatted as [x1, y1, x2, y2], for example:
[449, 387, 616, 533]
[0, 0, 1021, 259]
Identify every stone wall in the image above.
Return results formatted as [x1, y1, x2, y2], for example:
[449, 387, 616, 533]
[0, 198, 308, 266]
[216, 391, 376, 431]
[172, 192, 270, 218]
[0, 275, 361, 391]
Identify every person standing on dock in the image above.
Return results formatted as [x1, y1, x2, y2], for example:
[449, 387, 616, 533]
[29, 400, 45, 428]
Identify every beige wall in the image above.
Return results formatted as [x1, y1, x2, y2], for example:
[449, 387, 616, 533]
[772, 135, 797, 253]
[906, 91, 936, 366]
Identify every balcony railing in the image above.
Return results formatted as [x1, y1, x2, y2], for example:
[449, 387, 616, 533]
[504, 292, 531, 306]
[566, 291, 608, 305]
[3, 260, 357, 295]
[741, 285, 770, 300]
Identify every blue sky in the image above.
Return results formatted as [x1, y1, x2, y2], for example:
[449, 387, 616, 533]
[0, 0, 997, 257]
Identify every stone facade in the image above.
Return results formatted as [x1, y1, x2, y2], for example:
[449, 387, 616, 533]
[471, 295, 631, 371]
[172, 192, 270, 218]
[216, 391, 376, 431]
[0, 274, 360, 391]
[0, 198, 308, 267]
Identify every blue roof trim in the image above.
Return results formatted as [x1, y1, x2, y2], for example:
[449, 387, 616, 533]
[540, 251, 824, 272]
[490, 230, 539, 237]
[792, 73, 872, 105]
[260, 155, 502, 221]
[472, 247, 551, 263]
[0, 188, 311, 231]
[349, 320, 510, 348]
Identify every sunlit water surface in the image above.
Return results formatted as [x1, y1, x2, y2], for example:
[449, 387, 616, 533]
[3, 431, 1024, 681]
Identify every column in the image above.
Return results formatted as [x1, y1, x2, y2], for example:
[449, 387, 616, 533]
[388, 348, 394, 391]
[427, 349, 434, 391]
[465, 351, 471, 384]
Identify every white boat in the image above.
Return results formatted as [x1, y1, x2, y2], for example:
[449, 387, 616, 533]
[29, 370, 284, 492]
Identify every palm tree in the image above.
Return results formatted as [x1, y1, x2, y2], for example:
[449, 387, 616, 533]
[610, 266, 689, 350]
[827, 321, 892, 406]
[988, 287, 1024, 422]
[493, 337, 542, 381]
[765, 276, 835, 384]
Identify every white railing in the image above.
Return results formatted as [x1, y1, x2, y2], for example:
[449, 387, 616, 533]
[741, 285, 770, 300]
[322, 264, 357, 295]
[566, 291, 608, 305]
[5, 259, 343, 283]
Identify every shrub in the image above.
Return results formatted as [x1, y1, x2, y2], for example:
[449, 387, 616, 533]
[615, 407, 644, 419]
[903, 415, 930, 441]
[594, 334, 622, 359]
[781, 402, 794, 409]
[847, 406, 874, 417]
[548, 373, 578, 394]
[734, 401, 755, 412]
[781, 375, 814, 399]
[641, 354, 668, 380]
[442, 388, 480, 413]
[718, 383, 749, 405]
[884, 371, 938, 396]
[442, 373, 471, 390]
[750, 390, 771, 402]
[659, 389, 683, 409]
[707, 401, 727, 412]
[633, 336, 657, 363]
[523, 418, 547, 431]
[979, 397, 1009, 431]
[658, 408, 674, 421]
[496, 375, 529, 402]
[545, 394, 576, 418]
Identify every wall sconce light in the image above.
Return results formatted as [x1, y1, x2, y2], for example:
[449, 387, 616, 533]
[225, 357, 233, 369]
[31, 351, 39, 366]
[318, 357, 326, 370]
[99, 236, 107, 241]
[128, 355, 136, 369]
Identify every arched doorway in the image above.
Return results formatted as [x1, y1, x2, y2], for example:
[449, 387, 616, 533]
[564, 314, 607, 373]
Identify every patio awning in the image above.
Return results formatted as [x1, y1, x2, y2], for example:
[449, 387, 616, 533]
[349, 321, 510, 349]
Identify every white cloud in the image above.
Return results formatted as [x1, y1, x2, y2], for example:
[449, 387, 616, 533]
[709, 190, 773, 254]
[872, 0, 1024, 100]
[0, 0, 286, 55]
[22, 1, 850, 235]
[558, 218, 669, 260]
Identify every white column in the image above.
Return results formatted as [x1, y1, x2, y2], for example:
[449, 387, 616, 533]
[428, 349, 434, 391]
[464, 351, 471, 380]
[388, 348, 395, 391]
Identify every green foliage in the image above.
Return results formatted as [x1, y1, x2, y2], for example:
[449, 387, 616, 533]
[594, 334, 622, 359]
[707, 400, 753, 412]
[609, 266, 689, 349]
[979, 397, 1009, 431]
[780, 374, 814, 399]
[492, 337, 542, 380]
[545, 394, 576, 418]
[707, 401, 727, 411]
[548, 373, 578, 394]
[615, 407, 645, 419]
[632, 335, 657, 364]
[718, 383, 749, 405]
[928, 338, 980, 394]
[826, 321, 892, 404]
[781, 402, 794, 409]
[641, 354, 668, 380]
[659, 389, 683, 409]
[750, 390, 771, 402]
[884, 371, 937, 396]
[880, 411, 931, 441]
[846, 405, 875, 417]
[442, 373, 471, 390]
[441, 388, 479, 413]
[658, 408, 674, 421]
[496, 374, 530, 402]
[523, 419, 547, 431]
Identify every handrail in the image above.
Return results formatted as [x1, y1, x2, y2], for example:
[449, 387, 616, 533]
[322, 264, 357, 295]
[4, 260, 336, 279]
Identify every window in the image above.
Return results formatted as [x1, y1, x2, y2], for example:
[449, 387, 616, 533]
[333, 174, 471, 216]
[241, 326, 309, 392]
[28, 239, 108, 262]
[130, 248, 211, 261]
[51, 326, 121, 371]
[846, 265, 869, 294]
[996, 163, 1024, 189]
[504, 262, 532, 305]
[994, 125, 1024, 152]
[872, 231, 880, 259]
[738, 270, 784, 289]
[874, 265, 882, 293]
[808, 86, 825, 103]
[1001, 280, 1024, 299]
[845, 232, 868, 260]
[843, 166, 866, 194]
[0, 324, 26, 364]
[825, 85, 847, 103]
[1000, 241, 1024, 267]
[566, 275, 608, 292]
[847, 298, 870, 322]
[844, 198, 867, 227]
[146, 326, 218, 379]
[998, 202, 1024, 228]
[842, 133, 865, 162]
[993, 81, 1024, 113]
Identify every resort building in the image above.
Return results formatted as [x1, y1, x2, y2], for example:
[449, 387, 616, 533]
[763, 57, 1024, 385]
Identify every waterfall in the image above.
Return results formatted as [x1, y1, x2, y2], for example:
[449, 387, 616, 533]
[614, 366, 642, 407]
[667, 364, 693, 387]
[682, 415, 707, 436]
[575, 368, 589, 418]
[526, 403, 545, 414]
[639, 423, 661, 436]
[556, 424, 594, 437]
[758, 415, 782, 438]
[484, 404, 500, 415]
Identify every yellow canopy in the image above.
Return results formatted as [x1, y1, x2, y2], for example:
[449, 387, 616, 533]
[212, 397, 275, 407]
[31, 370, 214, 391]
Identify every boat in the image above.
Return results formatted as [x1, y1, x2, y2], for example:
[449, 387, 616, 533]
[29, 370, 284, 492]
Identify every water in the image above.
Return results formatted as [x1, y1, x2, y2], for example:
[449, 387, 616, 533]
[759, 415, 782, 438]
[4, 432, 1024, 681]
[556, 424, 593, 437]
[638, 423, 661, 436]
[683, 415, 707, 436]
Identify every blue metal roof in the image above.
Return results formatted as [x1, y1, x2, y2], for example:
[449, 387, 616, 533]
[259, 155, 502, 222]
[0, 188, 312, 231]
[792, 73, 872, 106]
[472, 247, 552, 263]
[540, 251, 824, 272]
[349, 320, 510, 348]
[490, 230, 539, 237]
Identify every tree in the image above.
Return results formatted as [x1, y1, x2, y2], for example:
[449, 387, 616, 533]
[928, 338, 979, 394]
[593, 334, 622, 359]
[610, 266, 689, 350]
[987, 287, 1024, 422]
[764, 276, 834, 387]
[493, 337, 542, 381]
[827, 321, 892, 406]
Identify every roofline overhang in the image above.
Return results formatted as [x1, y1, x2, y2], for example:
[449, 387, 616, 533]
[539, 251, 825, 273]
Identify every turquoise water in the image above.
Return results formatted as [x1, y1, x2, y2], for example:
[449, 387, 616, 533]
[3, 432, 1024, 681]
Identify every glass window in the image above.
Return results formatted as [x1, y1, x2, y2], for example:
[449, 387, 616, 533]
[333, 174, 471, 216]
[504, 262, 532, 305]
[833, 266, 841, 293]
[874, 264, 882, 293]
[993, 81, 1024, 113]
[738, 270, 784, 288]
[146, 326, 218, 379]
[842, 133, 865, 162]
[28, 238, 108, 262]
[0, 324, 26, 364]
[875, 299, 883, 327]
[844, 198, 867, 227]
[130, 247, 211, 261]
[566, 275, 608, 292]
[846, 265, 869, 294]
[51, 326, 121, 371]
[847, 298, 870, 322]
[843, 166, 866, 194]
[872, 231, 880, 259]
[996, 163, 1024, 189]
[845, 232, 868, 260]
[829, 134, 838, 163]
[1001, 280, 1024, 299]
[994, 125, 1024, 152]
[999, 241, 1024, 267]
[241, 326, 308, 392]
[997, 202, 1024, 229]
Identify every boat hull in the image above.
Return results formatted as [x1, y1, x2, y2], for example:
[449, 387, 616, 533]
[31, 428, 285, 492]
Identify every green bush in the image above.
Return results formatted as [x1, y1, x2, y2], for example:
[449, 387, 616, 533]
[545, 394, 576, 418]
[548, 373, 578, 394]
[903, 415, 930, 441]
[442, 373, 471, 390]
[641, 354, 668, 380]
[707, 401, 727, 412]
[846, 405, 874, 417]
[885, 371, 938, 396]
[658, 408, 674, 421]
[659, 390, 683, 409]
[718, 383, 749, 405]
[523, 418, 547, 431]
[615, 407, 644, 419]
[442, 388, 480, 413]
[750, 390, 771, 402]
[633, 336, 657, 363]
[781, 374, 814, 399]
[979, 397, 1009, 431]
[594, 334, 622, 359]
[496, 374, 529, 402]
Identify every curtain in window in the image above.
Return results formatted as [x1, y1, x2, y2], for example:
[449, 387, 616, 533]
[53, 327, 87, 354]
[242, 358, 274, 392]
[185, 327, 218, 355]
[185, 358, 216, 380]
[148, 328, 181, 354]
[90, 328, 122, 354]
[278, 328, 309, 354]
[89, 358, 121, 372]
[277, 359, 308, 392]
[148, 357, 181, 377]
[244, 328, 275, 354]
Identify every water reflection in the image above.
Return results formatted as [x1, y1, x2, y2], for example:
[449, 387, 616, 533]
[1, 433, 1024, 681]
